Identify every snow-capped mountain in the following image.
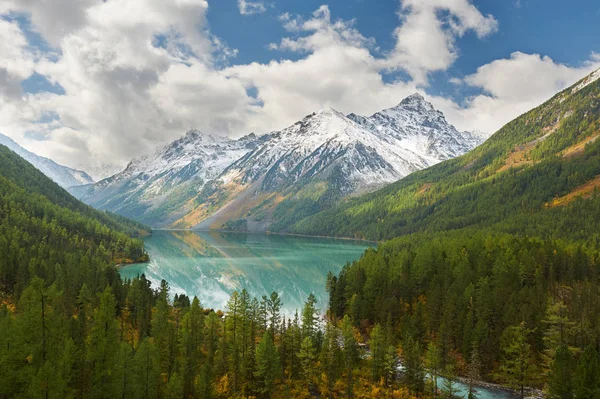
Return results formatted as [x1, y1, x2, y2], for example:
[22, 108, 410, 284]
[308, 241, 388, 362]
[76, 130, 269, 225]
[348, 93, 479, 160]
[78, 93, 487, 230]
[76, 163, 124, 182]
[0, 133, 94, 189]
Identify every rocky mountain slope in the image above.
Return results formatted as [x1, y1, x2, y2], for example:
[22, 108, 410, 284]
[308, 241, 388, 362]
[0, 133, 94, 189]
[290, 68, 600, 240]
[78, 94, 485, 229]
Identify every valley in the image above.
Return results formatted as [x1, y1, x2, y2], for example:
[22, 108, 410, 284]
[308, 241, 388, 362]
[75, 94, 485, 232]
[2, 1, 600, 396]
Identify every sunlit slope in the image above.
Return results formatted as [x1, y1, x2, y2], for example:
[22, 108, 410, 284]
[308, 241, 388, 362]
[289, 69, 600, 241]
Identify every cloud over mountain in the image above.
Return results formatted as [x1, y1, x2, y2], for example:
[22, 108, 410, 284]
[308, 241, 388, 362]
[0, 0, 598, 175]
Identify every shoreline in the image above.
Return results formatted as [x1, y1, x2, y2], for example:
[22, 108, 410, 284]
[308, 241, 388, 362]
[150, 227, 382, 245]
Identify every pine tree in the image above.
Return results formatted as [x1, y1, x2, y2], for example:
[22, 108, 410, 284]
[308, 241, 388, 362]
[441, 365, 459, 399]
[254, 334, 280, 398]
[267, 292, 282, 340]
[88, 287, 120, 399]
[298, 337, 318, 385]
[573, 345, 600, 399]
[302, 293, 319, 340]
[370, 324, 385, 383]
[180, 297, 204, 397]
[403, 337, 425, 397]
[497, 322, 537, 398]
[132, 338, 159, 399]
[425, 341, 443, 398]
[467, 347, 482, 399]
[152, 279, 177, 391]
[320, 321, 342, 394]
[383, 345, 398, 388]
[547, 344, 573, 399]
[341, 315, 358, 398]
[543, 299, 574, 372]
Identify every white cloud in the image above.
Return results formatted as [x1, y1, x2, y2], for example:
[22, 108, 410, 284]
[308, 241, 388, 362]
[444, 52, 600, 133]
[238, 0, 266, 16]
[0, 0, 233, 172]
[382, 0, 498, 83]
[225, 5, 419, 133]
[0, 18, 35, 99]
[0, 0, 599, 177]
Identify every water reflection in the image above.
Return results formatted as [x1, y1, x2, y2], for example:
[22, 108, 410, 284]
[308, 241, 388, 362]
[120, 230, 372, 314]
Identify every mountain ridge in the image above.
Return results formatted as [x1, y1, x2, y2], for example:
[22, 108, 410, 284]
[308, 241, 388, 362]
[0, 133, 95, 189]
[287, 68, 600, 240]
[78, 94, 486, 230]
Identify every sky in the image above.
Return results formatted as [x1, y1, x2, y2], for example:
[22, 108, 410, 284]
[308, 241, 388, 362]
[1, 0, 599, 177]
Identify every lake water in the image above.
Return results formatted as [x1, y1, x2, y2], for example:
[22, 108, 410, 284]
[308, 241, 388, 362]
[120, 230, 372, 314]
[123, 230, 516, 398]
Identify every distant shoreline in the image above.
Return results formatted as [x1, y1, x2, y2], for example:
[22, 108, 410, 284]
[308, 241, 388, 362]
[150, 228, 381, 245]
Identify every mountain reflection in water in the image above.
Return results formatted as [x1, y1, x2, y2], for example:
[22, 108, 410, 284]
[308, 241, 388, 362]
[120, 230, 373, 314]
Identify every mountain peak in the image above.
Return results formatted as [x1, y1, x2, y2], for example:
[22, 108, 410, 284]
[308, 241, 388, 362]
[312, 108, 345, 118]
[397, 92, 434, 112]
[184, 129, 206, 140]
[179, 129, 229, 145]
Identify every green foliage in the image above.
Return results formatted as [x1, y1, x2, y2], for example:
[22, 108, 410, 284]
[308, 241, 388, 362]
[254, 332, 280, 397]
[403, 337, 425, 396]
[0, 145, 149, 300]
[573, 345, 600, 398]
[497, 322, 539, 396]
[547, 344, 574, 399]
[326, 227, 600, 394]
[288, 77, 600, 243]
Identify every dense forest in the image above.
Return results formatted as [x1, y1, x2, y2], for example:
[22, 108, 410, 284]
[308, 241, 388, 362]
[3, 230, 600, 398]
[328, 230, 600, 398]
[4, 72, 600, 398]
[287, 73, 600, 242]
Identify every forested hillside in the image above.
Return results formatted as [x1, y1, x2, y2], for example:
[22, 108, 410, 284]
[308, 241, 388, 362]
[289, 70, 600, 242]
[327, 230, 600, 397]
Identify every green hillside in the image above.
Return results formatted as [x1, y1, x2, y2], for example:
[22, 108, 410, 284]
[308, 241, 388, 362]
[0, 144, 149, 298]
[289, 71, 600, 242]
[312, 70, 600, 396]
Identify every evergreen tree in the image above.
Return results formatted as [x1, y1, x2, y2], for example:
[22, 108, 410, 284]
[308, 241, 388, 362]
[88, 287, 120, 399]
[302, 293, 319, 340]
[298, 337, 318, 385]
[467, 348, 482, 399]
[383, 345, 399, 388]
[404, 337, 425, 397]
[547, 344, 573, 399]
[573, 345, 600, 399]
[267, 292, 282, 340]
[341, 315, 358, 398]
[498, 322, 537, 398]
[254, 334, 280, 398]
[132, 338, 159, 399]
[425, 341, 443, 398]
[441, 365, 459, 399]
[370, 324, 386, 383]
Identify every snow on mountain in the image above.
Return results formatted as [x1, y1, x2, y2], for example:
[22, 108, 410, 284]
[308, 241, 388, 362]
[77, 130, 268, 225]
[0, 133, 95, 189]
[79, 93, 484, 229]
[348, 93, 482, 161]
[76, 163, 124, 181]
[572, 67, 600, 94]
[221, 107, 436, 193]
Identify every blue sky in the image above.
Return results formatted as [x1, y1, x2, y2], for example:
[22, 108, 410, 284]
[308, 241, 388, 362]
[208, 0, 600, 103]
[1, 0, 599, 174]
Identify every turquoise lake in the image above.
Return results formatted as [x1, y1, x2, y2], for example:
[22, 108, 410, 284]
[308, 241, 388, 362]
[120, 230, 373, 314]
